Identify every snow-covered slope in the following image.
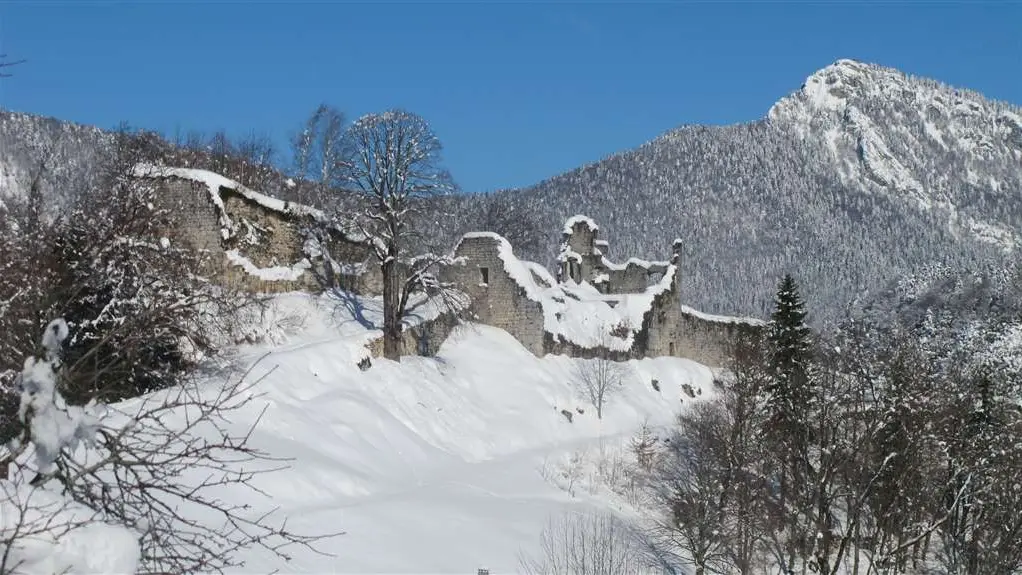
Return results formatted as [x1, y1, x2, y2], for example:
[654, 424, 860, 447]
[159, 293, 713, 572]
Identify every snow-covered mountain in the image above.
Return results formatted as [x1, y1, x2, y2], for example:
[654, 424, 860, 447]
[465, 59, 1022, 325]
[0, 110, 110, 205]
[769, 59, 1022, 249]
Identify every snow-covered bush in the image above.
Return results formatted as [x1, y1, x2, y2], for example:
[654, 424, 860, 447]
[0, 128, 259, 430]
[1, 319, 139, 574]
[2, 318, 332, 574]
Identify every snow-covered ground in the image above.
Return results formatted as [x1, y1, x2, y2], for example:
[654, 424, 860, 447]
[3, 291, 714, 573]
[226, 292, 714, 572]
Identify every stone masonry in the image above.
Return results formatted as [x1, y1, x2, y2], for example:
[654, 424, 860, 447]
[442, 233, 548, 356]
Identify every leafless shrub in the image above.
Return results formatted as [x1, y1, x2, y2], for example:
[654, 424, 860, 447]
[0, 127, 260, 444]
[519, 511, 642, 575]
[0, 480, 92, 574]
[574, 347, 629, 419]
[49, 128, 258, 404]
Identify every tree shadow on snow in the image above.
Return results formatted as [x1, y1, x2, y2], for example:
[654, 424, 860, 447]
[329, 289, 380, 331]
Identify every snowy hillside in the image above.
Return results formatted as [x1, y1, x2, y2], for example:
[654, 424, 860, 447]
[770, 59, 1022, 249]
[4, 291, 713, 573]
[0, 110, 110, 205]
[229, 293, 712, 572]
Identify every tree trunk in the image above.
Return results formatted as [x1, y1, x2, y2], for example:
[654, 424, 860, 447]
[381, 256, 402, 361]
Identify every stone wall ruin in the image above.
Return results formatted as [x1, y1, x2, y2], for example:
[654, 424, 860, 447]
[142, 165, 762, 367]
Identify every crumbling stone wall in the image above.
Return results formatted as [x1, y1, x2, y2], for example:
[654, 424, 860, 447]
[605, 263, 665, 294]
[674, 312, 762, 367]
[442, 235, 546, 356]
[152, 176, 762, 367]
[152, 178, 222, 254]
[559, 218, 671, 296]
[559, 219, 604, 284]
[543, 332, 635, 361]
[316, 229, 383, 294]
[146, 174, 384, 295]
[641, 285, 762, 367]
[222, 191, 305, 268]
[448, 221, 762, 368]
[364, 311, 462, 359]
[404, 311, 461, 357]
[564, 220, 597, 260]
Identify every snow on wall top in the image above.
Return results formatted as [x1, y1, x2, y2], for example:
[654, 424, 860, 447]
[680, 305, 765, 327]
[131, 164, 370, 244]
[600, 255, 670, 272]
[562, 215, 599, 235]
[225, 249, 312, 282]
[461, 231, 507, 242]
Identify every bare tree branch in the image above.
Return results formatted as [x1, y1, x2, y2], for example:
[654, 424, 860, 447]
[0, 55, 25, 78]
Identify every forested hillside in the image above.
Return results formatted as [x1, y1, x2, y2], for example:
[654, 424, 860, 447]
[452, 60, 1022, 325]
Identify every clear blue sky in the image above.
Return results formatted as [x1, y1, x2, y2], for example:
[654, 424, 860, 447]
[1, 1, 1020, 193]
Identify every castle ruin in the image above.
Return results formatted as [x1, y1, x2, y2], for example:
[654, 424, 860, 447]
[138, 166, 763, 367]
[443, 216, 763, 366]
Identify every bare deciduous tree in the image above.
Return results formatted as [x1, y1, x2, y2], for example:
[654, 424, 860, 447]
[519, 512, 642, 575]
[338, 109, 457, 361]
[574, 343, 629, 419]
[642, 337, 768, 575]
[289, 104, 346, 206]
[648, 401, 735, 575]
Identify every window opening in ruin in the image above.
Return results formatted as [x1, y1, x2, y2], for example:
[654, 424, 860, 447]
[480, 267, 489, 284]
[669, 342, 675, 356]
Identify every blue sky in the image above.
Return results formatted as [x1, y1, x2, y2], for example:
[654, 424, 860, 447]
[1, 2, 1020, 193]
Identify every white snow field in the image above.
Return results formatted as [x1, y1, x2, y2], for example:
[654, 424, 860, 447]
[6, 291, 715, 573]
[227, 292, 715, 573]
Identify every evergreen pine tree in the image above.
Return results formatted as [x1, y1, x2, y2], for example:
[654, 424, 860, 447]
[764, 274, 814, 435]
[763, 274, 816, 572]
